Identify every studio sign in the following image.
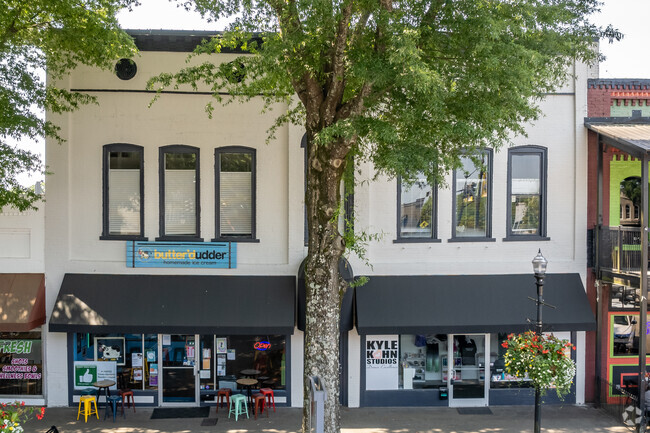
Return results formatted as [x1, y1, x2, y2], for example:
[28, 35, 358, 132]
[366, 339, 398, 366]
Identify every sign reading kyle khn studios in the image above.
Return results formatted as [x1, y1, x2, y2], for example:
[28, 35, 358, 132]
[127, 241, 236, 269]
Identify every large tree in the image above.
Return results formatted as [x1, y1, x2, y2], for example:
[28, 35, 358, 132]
[0, 0, 137, 211]
[153, 0, 613, 431]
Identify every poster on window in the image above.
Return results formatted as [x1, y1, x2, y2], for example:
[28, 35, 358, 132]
[365, 335, 399, 390]
[95, 337, 125, 366]
[73, 361, 117, 390]
[216, 338, 227, 354]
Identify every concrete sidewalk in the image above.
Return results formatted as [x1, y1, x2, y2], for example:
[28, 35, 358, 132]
[23, 404, 629, 433]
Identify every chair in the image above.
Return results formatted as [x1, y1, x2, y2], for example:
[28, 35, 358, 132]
[252, 393, 268, 420]
[105, 395, 125, 422]
[260, 388, 276, 412]
[228, 394, 249, 421]
[77, 395, 98, 423]
[117, 371, 135, 413]
[216, 388, 231, 412]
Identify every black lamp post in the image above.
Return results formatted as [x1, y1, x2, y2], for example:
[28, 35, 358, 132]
[532, 249, 548, 433]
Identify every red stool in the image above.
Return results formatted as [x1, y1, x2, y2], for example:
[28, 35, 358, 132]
[119, 390, 135, 413]
[252, 393, 268, 419]
[260, 388, 275, 412]
[216, 388, 231, 412]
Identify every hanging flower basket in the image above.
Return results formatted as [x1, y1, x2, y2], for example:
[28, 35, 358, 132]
[502, 331, 576, 399]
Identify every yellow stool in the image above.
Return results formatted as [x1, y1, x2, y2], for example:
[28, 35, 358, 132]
[77, 395, 98, 422]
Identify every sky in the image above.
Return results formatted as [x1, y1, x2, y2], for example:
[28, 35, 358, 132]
[13, 0, 650, 186]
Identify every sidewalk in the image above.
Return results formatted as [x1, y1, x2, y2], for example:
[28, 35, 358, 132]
[24, 404, 629, 433]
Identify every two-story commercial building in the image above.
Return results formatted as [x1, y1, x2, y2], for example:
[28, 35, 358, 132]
[16, 30, 597, 409]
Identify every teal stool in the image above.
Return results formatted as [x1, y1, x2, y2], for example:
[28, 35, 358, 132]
[228, 394, 248, 421]
[81, 388, 97, 396]
[105, 395, 124, 422]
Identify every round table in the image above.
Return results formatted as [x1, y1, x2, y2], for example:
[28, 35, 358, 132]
[240, 369, 261, 378]
[236, 378, 258, 406]
[93, 380, 116, 419]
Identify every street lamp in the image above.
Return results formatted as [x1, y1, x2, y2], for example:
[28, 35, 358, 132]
[532, 249, 547, 433]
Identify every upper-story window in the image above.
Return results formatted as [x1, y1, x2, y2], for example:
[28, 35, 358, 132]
[396, 173, 438, 242]
[101, 143, 145, 240]
[452, 150, 493, 240]
[214, 147, 256, 241]
[158, 145, 201, 240]
[506, 146, 548, 240]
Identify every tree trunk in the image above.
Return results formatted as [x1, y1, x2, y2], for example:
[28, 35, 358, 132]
[302, 132, 348, 433]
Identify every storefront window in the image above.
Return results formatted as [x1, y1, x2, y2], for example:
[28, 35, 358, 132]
[375, 334, 535, 391]
[73, 333, 158, 391]
[611, 314, 650, 357]
[216, 335, 286, 390]
[0, 331, 43, 395]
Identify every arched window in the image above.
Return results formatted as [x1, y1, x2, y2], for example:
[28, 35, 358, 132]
[101, 143, 145, 240]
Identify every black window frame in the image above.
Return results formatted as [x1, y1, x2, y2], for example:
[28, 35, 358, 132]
[213, 146, 258, 242]
[394, 175, 440, 243]
[450, 149, 495, 242]
[157, 145, 202, 242]
[504, 145, 549, 241]
[100, 143, 146, 241]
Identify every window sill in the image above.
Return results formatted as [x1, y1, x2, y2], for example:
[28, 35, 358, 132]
[212, 237, 260, 243]
[502, 236, 550, 242]
[100, 235, 148, 241]
[447, 237, 496, 243]
[155, 236, 205, 242]
[393, 238, 442, 244]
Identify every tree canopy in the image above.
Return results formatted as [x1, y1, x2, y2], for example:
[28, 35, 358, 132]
[0, 0, 137, 211]
[150, 1, 617, 432]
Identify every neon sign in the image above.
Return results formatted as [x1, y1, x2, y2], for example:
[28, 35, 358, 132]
[254, 341, 271, 351]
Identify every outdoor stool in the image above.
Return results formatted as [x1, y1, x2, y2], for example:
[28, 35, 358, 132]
[77, 395, 98, 423]
[119, 389, 135, 412]
[216, 388, 231, 412]
[260, 388, 276, 412]
[252, 393, 268, 419]
[228, 394, 248, 421]
[105, 395, 125, 422]
[81, 388, 98, 397]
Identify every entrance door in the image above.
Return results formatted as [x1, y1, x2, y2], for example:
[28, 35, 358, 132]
[161, 334, 199, 405]
[448, 334, 489, 407]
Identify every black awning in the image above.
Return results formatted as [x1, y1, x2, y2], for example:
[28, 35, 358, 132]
[355, 274, 595, 335]
[49, 274, 295, 334]
[297, 257, 354, 332]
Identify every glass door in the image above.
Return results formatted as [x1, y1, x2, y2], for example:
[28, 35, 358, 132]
[448, 334, 489, 407]
[161, 334, 199, 405]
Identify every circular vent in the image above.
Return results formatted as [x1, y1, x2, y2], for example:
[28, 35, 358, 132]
[115, 59, 137, 80]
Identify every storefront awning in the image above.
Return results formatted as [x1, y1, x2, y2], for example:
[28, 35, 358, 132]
[0, 274, 46, 332]
[49, 274, 295, 334]
[585, 121, 650, 157]
[355, 274, 595, 335]
[297, 257, 354, 332]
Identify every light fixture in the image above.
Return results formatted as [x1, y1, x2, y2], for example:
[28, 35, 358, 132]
[532, 249, 548, 276]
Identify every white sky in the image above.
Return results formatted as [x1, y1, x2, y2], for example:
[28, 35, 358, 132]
[14, 0, 649, 186]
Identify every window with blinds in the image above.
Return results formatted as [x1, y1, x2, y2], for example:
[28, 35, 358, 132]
[163, 151, 198, 237]
[102, 145, 144, 239]
[216, 148, 255, 239]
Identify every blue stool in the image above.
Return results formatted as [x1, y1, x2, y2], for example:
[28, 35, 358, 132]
[228, 394, 248, 421]
[105, 395, 124, 422]
[81, 388, 97, 396]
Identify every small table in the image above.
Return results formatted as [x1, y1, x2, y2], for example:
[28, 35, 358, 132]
[93, 380, 116, 419]
[240, 369, 261, 378]
[236, 378, 258, 406]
